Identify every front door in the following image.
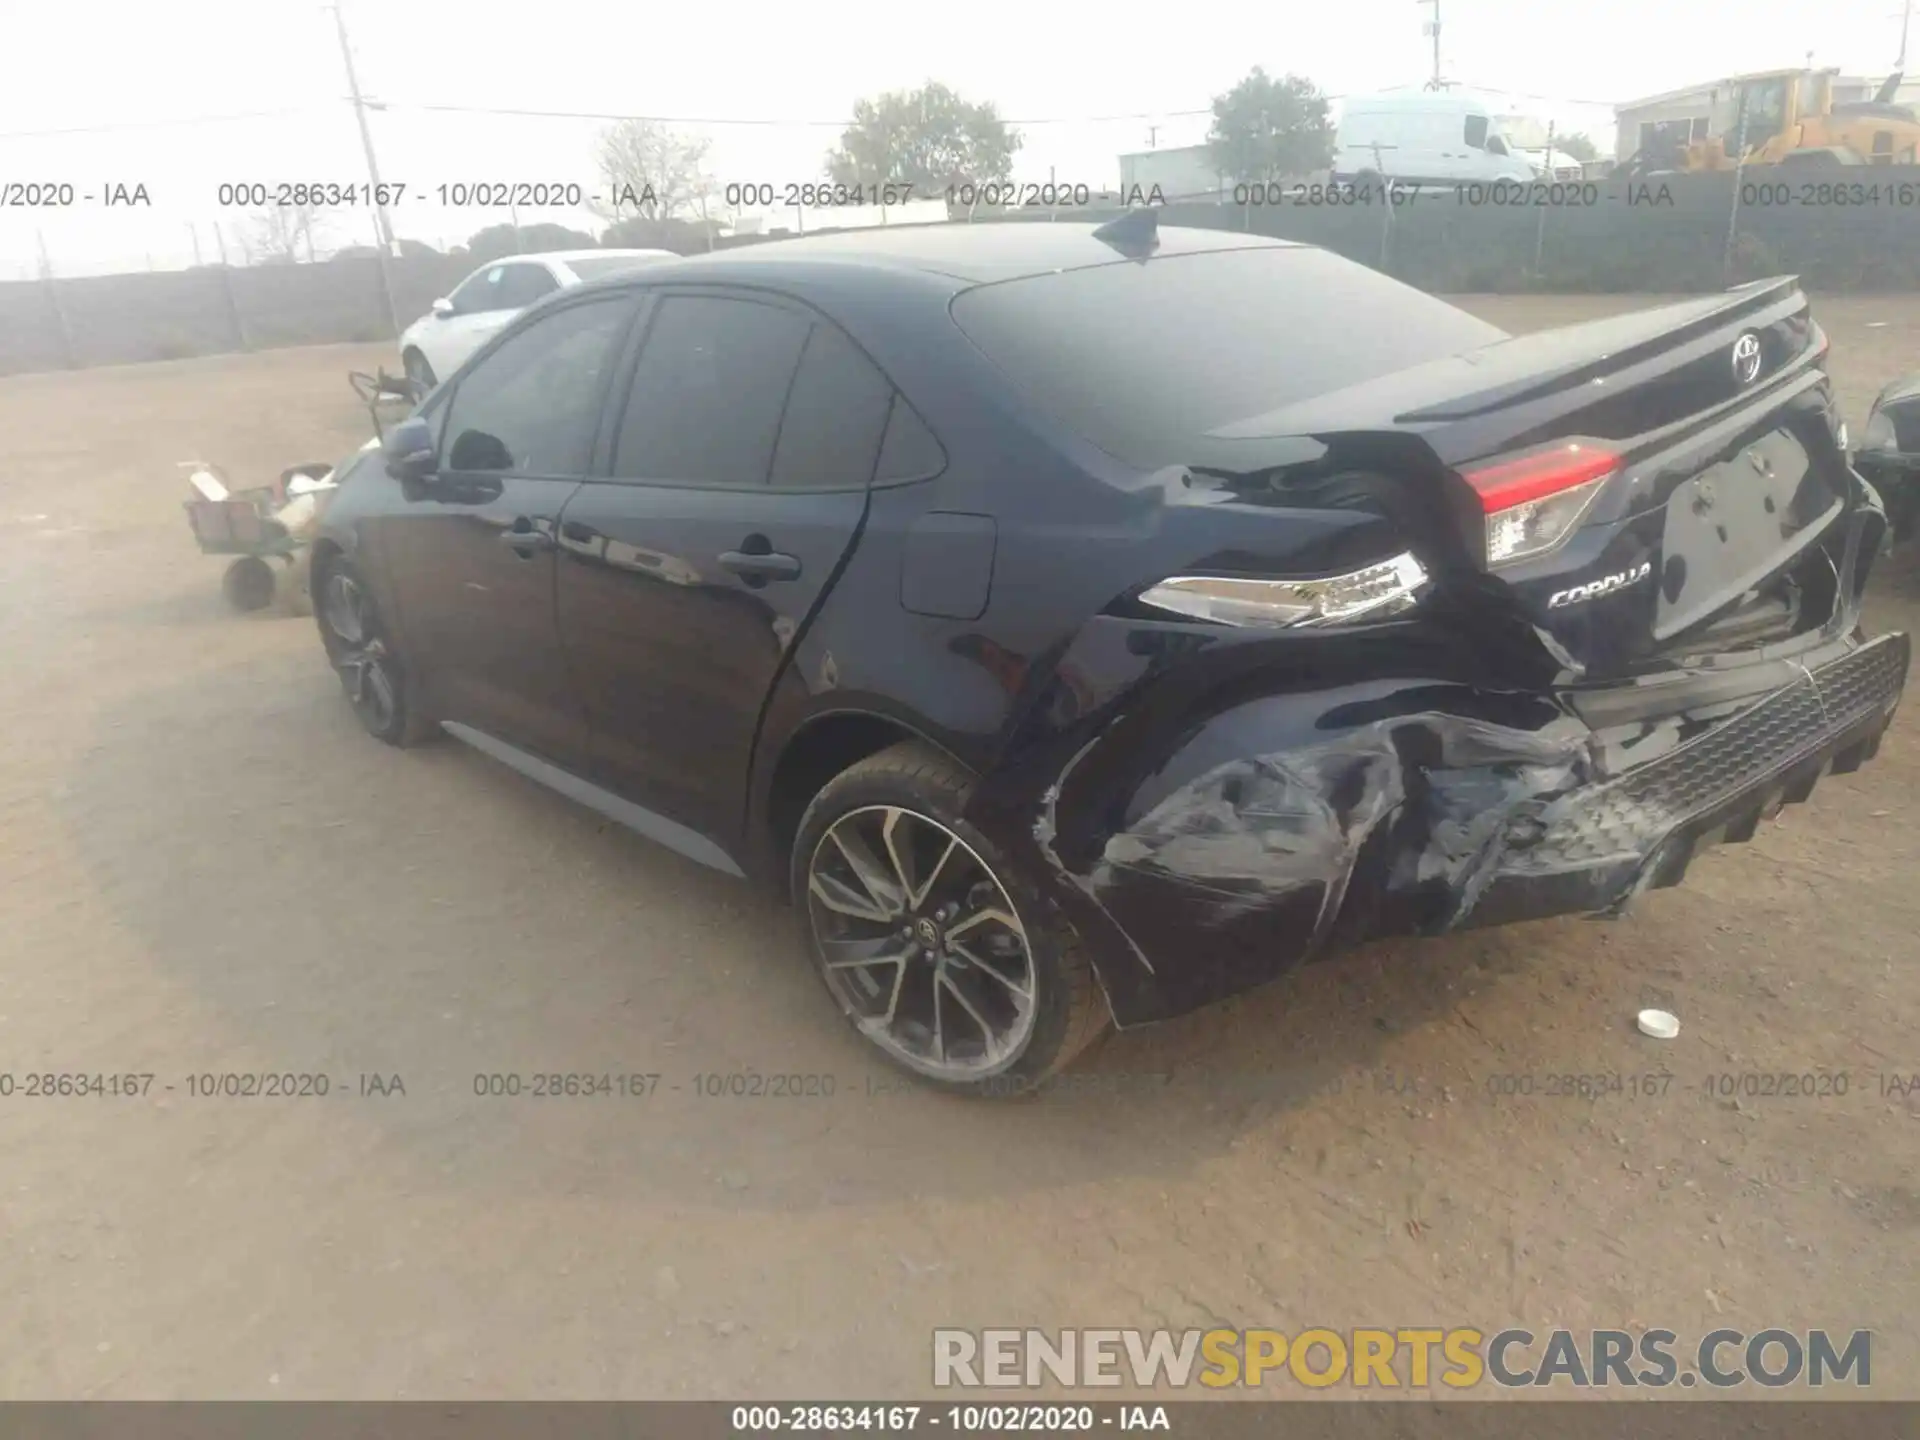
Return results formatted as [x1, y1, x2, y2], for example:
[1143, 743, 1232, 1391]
[555, 291, 894, 849]
[387, 292, 637, 765]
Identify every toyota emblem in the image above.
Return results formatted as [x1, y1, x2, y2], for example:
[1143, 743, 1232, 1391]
[1731, 332, 1763, 386]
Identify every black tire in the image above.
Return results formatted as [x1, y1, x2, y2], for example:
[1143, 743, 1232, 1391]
[312, 553, 437, 747]
[222, 555, 276, 611]
[791, 741, 1108, 1097]
[402, 348, 436, 391]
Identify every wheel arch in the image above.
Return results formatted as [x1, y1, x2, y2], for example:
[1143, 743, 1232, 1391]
[309, 535, 346, 577]
[756, 709, 970, 894]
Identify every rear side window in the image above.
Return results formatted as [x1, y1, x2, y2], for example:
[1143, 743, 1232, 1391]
[949, 247, 1504, 469]
[769, 324, 894, 489]
[875, 398, 946, 482]
[614, 295, 811, 486]
[1463, 114, 1490, 147]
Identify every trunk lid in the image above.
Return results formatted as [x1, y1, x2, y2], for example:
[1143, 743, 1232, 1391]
[1205, 278, 1855, 679]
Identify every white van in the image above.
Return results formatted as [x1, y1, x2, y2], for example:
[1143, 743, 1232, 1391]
[1332, 91, 1541, 185]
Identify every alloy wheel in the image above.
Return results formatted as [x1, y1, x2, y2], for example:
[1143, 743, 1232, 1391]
[321, 570, 400, 735]
[806, 805, 1038, 1081]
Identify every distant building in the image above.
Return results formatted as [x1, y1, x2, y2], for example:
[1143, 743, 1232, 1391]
[1614, 70, 1920, 162]
[1116, 145, 1229, 203]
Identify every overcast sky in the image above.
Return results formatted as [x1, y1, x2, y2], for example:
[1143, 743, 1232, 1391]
[2, 0, 1912, 278]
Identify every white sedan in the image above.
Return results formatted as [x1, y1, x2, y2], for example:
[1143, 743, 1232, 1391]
[398, 248, 677, 389]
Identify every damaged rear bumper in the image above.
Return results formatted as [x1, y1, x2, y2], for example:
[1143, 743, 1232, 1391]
[1458, 631, 1907, 929]
[1002, 628, 1908, 1029]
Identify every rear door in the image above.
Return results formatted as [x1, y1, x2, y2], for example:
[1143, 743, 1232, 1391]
[555, 288, 892, 847]
[387, 292, 638, 763]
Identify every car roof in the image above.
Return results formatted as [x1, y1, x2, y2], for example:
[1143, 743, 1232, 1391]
[539, 248, 676, 263]
[599, 222, 1304, 289]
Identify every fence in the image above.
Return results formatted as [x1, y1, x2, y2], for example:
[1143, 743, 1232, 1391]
[0, 253, 473, 376]
[996, 166, 1920, 294]
[2, 168, 1916, 377]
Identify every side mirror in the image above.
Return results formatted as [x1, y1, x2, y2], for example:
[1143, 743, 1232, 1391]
[1861, 377, 1920, 459]
[383, 416, 437, 481]
[431, 297, 455, 318]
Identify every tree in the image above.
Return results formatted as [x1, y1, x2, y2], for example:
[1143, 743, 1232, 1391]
[595, 119, 716, 224]
[1206, 69, 1334, 184]
[245, 203, 329, 263]
[333, 237, 442, 261]
[824, 82, 1020, 193]
[598, 214, 723, 254]
[1557, 132, 1600, 163]
[462, 222, 597, 264]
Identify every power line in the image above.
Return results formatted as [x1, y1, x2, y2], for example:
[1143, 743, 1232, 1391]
[376, 100, 1220, 127]
[0, 87, 1630, 148]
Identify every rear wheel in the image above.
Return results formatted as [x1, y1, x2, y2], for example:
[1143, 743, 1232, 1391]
[314, 555, 436, 747]
[791, 742, 1108, 1096]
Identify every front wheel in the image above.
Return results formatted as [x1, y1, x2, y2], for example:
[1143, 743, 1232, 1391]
[791, 743, 1108, 1096]
[313, 556, 436, 747]
[401, 348, 436, 391]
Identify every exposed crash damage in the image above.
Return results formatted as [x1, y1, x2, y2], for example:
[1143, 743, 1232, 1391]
[967, 272, 1910, 1029]
[1005, 616, 1905, 1030]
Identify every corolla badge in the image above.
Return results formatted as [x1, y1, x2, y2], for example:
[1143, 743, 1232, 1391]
[1731, 332, 1763, 386]
[1548, 560, 1653, 609]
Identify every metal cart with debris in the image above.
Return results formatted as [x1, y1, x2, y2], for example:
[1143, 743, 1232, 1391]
[178, 368, 423, 612]
[182, 462, 336, 611]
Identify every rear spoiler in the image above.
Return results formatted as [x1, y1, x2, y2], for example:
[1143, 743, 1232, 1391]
[1395, 276, 1805, 424]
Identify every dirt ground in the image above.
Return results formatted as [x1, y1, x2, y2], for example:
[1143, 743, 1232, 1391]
[2, 293, 1917, 1401]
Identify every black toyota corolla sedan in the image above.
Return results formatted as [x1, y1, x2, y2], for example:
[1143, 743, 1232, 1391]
[311, 216, 1908, 1095]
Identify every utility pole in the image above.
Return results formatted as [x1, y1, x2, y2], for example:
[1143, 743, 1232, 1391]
[36, 229, 76, 369]
[1417, 0, 1443, 90]
[328, 0, 402, 335]
[1900, 0, 1913, 71]
[1147, 124, 1159, 149]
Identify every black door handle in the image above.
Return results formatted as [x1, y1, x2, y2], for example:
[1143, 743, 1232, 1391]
[500, 517, 553, 555]
[719, 549, 802, 582]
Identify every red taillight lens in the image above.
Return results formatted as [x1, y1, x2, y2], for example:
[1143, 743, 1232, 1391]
[1463, 441, 1619, 511]
[1460, 439, 1619, 566]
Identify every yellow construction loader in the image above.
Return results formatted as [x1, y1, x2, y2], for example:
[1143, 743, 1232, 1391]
[1623, 69, 1919, 174]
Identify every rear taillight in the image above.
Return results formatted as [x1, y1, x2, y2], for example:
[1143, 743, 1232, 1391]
[1138, 553, 1428, 629]
[1461, 438, 1619, 566]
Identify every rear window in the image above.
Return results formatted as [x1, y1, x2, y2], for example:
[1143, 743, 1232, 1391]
[949, 247, 1503, 469]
